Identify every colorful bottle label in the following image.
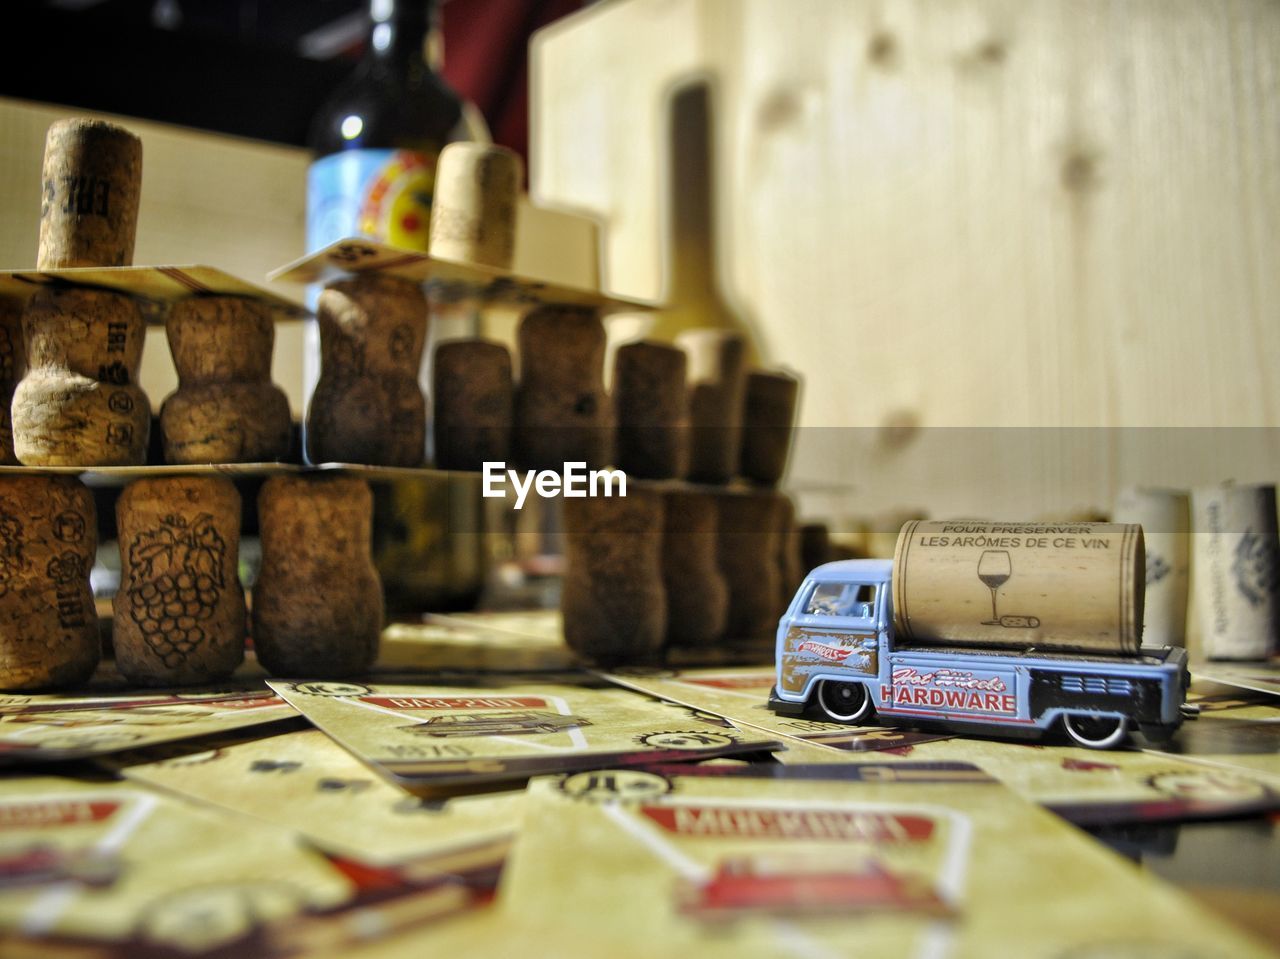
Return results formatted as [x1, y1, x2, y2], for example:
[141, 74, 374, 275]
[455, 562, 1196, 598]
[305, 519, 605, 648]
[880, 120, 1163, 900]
[306, 148, 438, 253]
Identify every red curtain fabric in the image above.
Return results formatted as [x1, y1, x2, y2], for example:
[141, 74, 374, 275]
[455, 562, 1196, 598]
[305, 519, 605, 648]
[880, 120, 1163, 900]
[441, 0, 585, 173]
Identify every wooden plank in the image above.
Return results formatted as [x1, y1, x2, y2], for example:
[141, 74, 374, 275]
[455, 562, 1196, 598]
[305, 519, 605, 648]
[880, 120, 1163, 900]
[530, 0, 1280, 522]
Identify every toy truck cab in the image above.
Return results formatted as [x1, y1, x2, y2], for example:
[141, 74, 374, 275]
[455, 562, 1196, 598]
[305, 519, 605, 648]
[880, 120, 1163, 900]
[769, 559, 1192, 749]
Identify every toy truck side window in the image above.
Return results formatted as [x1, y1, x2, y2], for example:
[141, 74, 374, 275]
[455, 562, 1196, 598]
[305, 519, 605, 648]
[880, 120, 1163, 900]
[804, 583, 878, 621]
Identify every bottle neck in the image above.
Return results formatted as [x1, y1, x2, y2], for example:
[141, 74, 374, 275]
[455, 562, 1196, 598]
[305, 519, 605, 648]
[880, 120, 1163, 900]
[367, 0, 440, 74]
[667, 85, 718, 305]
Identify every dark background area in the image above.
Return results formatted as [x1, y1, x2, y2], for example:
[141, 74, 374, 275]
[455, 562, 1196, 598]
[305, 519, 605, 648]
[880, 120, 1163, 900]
[1, 0, 585, 162]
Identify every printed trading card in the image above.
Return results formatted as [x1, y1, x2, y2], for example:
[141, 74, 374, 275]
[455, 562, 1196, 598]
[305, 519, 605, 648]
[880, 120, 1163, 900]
[492, 763, 1274, 958]
[1191, 660, 1280, 698]
[0, 686, 296, 763]
[269, 680, 781, 793]
[113, 728, 522, 870]
[0, 775, 350, 954]
[602, 666, 951, 753]
[784, 735, 1280, 825]
[1145, 682, 1280, 781]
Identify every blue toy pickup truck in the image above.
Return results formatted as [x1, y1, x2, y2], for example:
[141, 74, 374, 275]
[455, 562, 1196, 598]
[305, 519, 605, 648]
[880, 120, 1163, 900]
[768, 559, 1194, 749]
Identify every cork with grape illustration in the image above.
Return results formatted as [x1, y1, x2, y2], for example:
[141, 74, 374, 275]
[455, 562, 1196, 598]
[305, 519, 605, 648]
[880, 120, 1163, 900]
[113, 477, 245, 686]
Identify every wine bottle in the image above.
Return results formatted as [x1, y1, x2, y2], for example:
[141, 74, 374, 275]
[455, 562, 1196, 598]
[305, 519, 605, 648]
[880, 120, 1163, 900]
[306, 0, 487, 255]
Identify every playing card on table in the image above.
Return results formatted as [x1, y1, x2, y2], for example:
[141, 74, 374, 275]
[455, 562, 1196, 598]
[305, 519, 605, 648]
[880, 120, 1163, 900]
[0, 774, 351, 955]
[0, 686, 296, 764]
[268, 679, 781, 793]
[377, 615, 578, 674]
[489, 762, 1274, 958]
[111, 728, 522, 871]
[1192, 660, 1280, 698]
[1145, 682, 1280, 781]
[602, 666, 951, 754]
[787, 734, 1280, 825]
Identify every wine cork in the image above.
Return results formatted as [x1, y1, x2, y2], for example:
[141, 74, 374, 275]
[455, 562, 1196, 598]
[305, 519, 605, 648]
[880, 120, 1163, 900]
[0, 299, 23, 464]
[306, 274, 427, 466]
[513, 305, 610, 471]
[160, 297, 292, 463]
[800, 523, 832, 573]
[1191, 484, 1279, 661]
[716, 490, 784, 641]
[893, 521, 1146, 655]
[253, 475, 383, 677]
[113, 477, 245, 686]
[661, 488, 728, 648]
[562, 488, 666, 665]
[11, 287, 150, 466]
[431, 339, 512, 471]
[1114, 487, 1191, 648]
[676, 330, 746, 484]
[740, 369, 799, 486]
[429, 143, 521, 269]
[38, 118, 142, 269]
[776, 493, 804, 611]
[613, 341, 689, 479]
[0, 475, 99, 690]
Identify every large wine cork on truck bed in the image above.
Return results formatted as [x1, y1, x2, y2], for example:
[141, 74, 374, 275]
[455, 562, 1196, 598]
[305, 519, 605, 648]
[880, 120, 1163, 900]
[892, 521, 1146, 655]
[161, 297, 292, 463]
[113, 477, 245, 686]
[0, 475, 99, 690]
[428, 143, 521, 269]
[38, 119, 142, 269]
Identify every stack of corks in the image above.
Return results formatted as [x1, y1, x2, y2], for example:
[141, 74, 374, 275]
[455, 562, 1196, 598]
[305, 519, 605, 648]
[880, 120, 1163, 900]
[3, 118, 148, 691]
[562, 324, 804, 667]
[2, 119, 386, 692]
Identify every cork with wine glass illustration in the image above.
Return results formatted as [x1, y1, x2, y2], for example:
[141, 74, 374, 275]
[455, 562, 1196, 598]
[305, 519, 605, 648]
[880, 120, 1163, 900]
[976, 549, 1041, 629]
[893, 521, 1145, 654]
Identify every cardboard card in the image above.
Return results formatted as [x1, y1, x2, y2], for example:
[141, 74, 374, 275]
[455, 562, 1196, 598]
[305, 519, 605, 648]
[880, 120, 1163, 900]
[1192, 660, 1280, 698]
[378, 616, 578, 674]
[1144, 683, 1280, 781]
[268, 679, 781, 793]
[0, 264, 307, 321]
[0, 775, 351, 954]
[602, 666, 952, 754]
[491, 762, 1273, 958]
[112, 728, 523, 870]
[0, 686, 297, 764]
[266, 237, 654, 314]
[787, 735, 1280, 825]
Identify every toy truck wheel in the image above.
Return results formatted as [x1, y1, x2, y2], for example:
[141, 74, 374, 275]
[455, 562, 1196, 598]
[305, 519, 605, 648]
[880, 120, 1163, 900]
[816, 681, 874, 724]
[1062, 714, 1129, 749]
